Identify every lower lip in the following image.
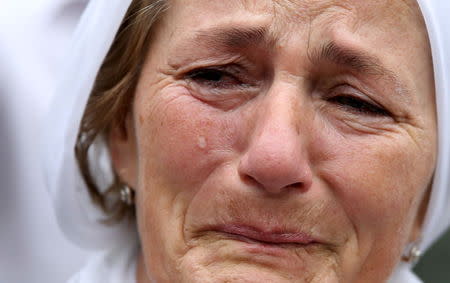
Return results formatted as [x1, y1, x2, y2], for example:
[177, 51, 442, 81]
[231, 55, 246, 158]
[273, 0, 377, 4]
[222, 233, 298, 256]
[218, 224, 315, 244]
[214, 225, 315, 255]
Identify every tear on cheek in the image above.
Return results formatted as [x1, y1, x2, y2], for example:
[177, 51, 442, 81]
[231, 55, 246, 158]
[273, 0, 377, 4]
[197, 136, 207, 149]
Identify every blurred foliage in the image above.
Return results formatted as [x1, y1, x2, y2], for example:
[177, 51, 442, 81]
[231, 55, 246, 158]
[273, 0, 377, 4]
[414, 228, 450, 282]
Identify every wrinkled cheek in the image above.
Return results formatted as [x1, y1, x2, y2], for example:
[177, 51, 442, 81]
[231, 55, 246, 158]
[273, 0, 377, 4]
[135, 88, 241, 193]
[341, 144, 422, 231]
[313, 127, 423, 225]
[132, 88, 245, 280]
[315, 132, 429, 280]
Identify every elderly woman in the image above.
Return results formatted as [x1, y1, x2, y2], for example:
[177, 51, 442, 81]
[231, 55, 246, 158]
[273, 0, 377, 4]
[42, 0, 450, 282]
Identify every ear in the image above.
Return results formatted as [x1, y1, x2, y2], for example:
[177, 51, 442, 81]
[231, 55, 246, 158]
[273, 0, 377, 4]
[108, 114, 138, 189]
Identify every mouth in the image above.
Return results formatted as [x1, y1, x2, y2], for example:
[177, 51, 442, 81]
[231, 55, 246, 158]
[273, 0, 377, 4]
[210, 224, 317, 247]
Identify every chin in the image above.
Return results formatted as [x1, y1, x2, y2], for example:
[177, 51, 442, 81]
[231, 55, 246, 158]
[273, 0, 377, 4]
[176, 263, 339, 283]
[172, 244, 340, 283]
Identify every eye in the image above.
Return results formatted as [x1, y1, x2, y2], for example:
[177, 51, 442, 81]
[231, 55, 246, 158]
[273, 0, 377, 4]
[182, 65, 259, 109]
[327, 95, 391, 116]
[186, 67, 243, 89]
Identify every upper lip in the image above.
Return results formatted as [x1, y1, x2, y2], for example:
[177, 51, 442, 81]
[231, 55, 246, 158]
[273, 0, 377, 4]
[211, 223, 317, 245]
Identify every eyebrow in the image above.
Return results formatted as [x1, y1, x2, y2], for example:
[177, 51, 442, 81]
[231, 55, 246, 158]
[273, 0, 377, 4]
[190, 27, 410, 98]
[193, 26, 272, 49]
[195, 27, 398, 77]
[309, 41, 408, 92]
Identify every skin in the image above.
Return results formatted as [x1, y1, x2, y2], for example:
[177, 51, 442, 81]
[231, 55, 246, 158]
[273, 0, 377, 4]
[109, 0, 436, 282]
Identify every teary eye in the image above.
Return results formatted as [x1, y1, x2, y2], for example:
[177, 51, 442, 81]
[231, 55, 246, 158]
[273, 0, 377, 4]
[186, 68, 242, 89]
[182, 65, 259, 109]
[189, 69, 224, 81]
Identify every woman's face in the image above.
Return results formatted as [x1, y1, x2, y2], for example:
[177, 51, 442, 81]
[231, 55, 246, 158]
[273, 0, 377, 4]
[110, 0, 436, 282]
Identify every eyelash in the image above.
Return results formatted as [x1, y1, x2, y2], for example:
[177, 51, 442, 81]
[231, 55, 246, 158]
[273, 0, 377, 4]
[186, 67, 247, 89]
[327, 95, 391, 117]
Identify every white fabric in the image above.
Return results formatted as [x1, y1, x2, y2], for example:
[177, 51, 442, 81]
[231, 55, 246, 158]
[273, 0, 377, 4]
[41, 0, 134, 250]
[415, 0, 450, 253]
[42, 0, 449, 282]
[68, 240, 139, 283]
[0, 1, 91, 283]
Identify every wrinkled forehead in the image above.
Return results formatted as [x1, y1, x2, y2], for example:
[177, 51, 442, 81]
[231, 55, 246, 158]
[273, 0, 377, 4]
[168, 0, 424, 31]
[162, 0, 430, 65]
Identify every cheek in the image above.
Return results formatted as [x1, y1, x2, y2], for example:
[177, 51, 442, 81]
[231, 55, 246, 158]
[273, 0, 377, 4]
[135, 86, 242, 191]
[132, 85, 247, 278]
[312, 126, 433, 270]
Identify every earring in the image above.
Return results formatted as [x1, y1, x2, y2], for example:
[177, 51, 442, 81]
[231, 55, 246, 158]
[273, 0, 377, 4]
[402, 242, 422, 264]
[120, 185, 134, 206]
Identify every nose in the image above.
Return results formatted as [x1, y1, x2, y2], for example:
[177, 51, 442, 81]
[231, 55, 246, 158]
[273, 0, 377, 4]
[238, 88, 313, 195]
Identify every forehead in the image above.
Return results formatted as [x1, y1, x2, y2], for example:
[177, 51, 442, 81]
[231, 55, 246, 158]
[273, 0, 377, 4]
[163, 0, 428, 62]
[168, 0, 423, 29]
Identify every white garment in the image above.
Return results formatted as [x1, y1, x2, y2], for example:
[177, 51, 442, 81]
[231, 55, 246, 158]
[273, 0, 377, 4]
[415, 0, 450, 252]
[0, 1, 91, 283]
[41, 0, 450, 282]
[42, 0, 134, 251]
[68, 241, 138, 283]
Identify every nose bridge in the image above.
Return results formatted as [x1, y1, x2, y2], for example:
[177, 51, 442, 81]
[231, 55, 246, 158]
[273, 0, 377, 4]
[239, 82, 313, 194]
[255, 89, 301, 154]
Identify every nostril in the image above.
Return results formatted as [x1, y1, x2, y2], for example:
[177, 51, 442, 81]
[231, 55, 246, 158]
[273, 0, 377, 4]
[286, 182, 303, 189]
[241, 174, 259, 186]
[241, 172, 307, 193]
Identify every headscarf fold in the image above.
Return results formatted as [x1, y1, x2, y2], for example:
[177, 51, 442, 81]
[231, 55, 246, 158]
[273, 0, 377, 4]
[414, 0, 450, 253]
[41, 0, 450, 280]
[41, 0, 133, 250]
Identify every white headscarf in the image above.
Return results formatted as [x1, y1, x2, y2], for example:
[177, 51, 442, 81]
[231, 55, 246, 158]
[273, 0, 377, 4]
[41, 0, 450, 281]
[415, 0, 450, 253]
[42, 0, 134, 250]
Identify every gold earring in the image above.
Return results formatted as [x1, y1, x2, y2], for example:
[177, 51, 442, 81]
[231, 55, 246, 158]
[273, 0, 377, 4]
[120, 185, 134, 205]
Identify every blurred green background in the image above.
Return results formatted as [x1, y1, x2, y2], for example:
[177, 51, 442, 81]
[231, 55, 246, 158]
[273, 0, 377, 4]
[415, 229, 450, 282]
